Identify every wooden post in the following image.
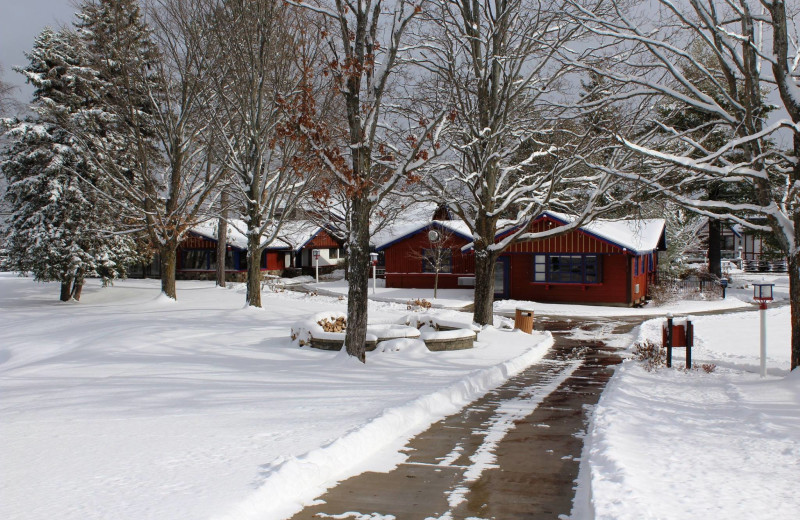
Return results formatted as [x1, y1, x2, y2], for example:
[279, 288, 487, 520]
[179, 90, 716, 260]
[666, 314, 674, 368]
[686, 319, 693, 369]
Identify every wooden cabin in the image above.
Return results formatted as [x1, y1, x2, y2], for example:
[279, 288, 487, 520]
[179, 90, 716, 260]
[378, 221, 475, 290]
[498, 212, 666, 306]
[176, 220, 343, 280]
[376, 212, 666, 306]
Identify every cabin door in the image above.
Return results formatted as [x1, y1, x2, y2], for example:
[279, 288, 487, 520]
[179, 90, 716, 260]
[494, 257, 510, 300]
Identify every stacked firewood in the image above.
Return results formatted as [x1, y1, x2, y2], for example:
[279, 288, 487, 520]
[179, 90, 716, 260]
[318, 316, 347, 332]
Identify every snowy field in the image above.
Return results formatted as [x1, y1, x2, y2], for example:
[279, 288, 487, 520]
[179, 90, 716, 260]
[0, 273, 551, 520]
[575, 302, 799, 519]
[2, 271, 797, 520]
[310, 270, 789, 318]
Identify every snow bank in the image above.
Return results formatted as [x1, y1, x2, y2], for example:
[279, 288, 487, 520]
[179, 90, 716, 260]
[217, 329, 553, 520]
[375, 338, 430, 356]
[420, 329, 477, 341]
[367, 324, 421, 340]
[1, 277, 552, 520]
[577, 307, 799, 520]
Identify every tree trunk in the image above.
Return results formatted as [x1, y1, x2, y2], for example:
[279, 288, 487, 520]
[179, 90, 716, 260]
[707, 218, 722, 278]
[71, 281, 84, 301]
[160, 246, 177, 299]
[216, 190, 228, 287]
[434, 269, 439, 299]
[473, 249, 496, 326]
[344, 198, 371, 363]
[59, 278, 73, 302]
[790, 252, 799, 371]
[246, 238, 262, 308]
[71, 268, 85, 301]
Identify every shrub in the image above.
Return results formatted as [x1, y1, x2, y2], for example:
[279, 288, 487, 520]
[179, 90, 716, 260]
[632, 340, 666, 371]
[406, 298, 432, 311]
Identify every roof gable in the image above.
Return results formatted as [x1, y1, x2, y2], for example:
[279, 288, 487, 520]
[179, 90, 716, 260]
[375, 220, 473, 251]
[532, 211, 666, 254]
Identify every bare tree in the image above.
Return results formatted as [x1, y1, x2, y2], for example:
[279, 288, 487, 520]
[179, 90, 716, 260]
[566, 0, 800, 369]
[0, 64, 17, 116]
[420, 0, 630, 325]
[204, 0, 322, 307]
[214, 182, 232, 287]
[407, 224, 459, 299]
[290, 0, 448, 362]
[69, 0, 228, 300]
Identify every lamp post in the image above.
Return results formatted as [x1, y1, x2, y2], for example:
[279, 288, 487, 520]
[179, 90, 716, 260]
[370, 252, 378, 295]
[752, 283, 774, 378]
[312, 249, 320, 283]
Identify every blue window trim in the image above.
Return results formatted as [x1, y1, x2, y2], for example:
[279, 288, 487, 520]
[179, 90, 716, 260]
[532, 254, 602, 284]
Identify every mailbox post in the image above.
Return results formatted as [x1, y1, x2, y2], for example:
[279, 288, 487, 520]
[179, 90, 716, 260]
[720, 278, 728, 299]
[370, 252, 379, 295]
[753, 283, 774, 378]
[312, 249, 321, 283]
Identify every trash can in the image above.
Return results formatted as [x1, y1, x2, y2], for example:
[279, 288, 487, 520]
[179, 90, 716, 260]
[514, 308, 534, 334]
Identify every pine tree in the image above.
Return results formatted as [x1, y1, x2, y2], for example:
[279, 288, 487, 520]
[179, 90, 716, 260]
[1, 28, 140, 301]
[70, 0, 227, 300]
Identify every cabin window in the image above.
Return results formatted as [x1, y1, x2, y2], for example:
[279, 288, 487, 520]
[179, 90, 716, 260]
[422, 248, 453, 273]
[532, 254, 601, 283]
[182, 250, 208, 270]
[722, 234, 735, 250]
[210, 250, 235, 270]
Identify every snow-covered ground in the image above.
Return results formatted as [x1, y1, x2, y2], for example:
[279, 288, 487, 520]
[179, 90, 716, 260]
[575, 302, 799, 519]
[0, 274, 550, 520]
[2, 271, 796, 520]
[309, 270, 790, 318]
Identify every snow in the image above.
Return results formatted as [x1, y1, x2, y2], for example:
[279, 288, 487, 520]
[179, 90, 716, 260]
[2, 271, 796, 520]
[308, 270, 790, 321]
[190, 218, 322, 251]
[373, 219, 474, 250]
[308, 279, 476, 311]
[541, 210, 665, 254]
[575, 296, 799, 519]
[420, 329, 476, 341]
[0, 273, 551, 520]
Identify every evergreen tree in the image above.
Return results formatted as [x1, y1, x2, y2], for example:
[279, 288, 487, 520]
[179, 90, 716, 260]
[70, 0, 226, 300]
[1, 28, 140, 301]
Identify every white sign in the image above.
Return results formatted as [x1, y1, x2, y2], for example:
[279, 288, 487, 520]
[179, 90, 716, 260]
[312, 249, 321, 260]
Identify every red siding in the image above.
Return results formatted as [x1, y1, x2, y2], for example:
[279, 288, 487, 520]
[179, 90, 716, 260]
[305, 229, 341, 249]
[384, 229, 474, 277]
[264, 251, 285, 271]
[385, 273, 468, 289]
[181, 235, 217, 249]
[504, 218, 623, 254]
[507, 252, 633, 305]
[383, 218, 657, 306]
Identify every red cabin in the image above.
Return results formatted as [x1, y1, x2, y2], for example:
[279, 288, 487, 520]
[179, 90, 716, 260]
[176, 220, 344, 281]
[377, 212, 666, 306]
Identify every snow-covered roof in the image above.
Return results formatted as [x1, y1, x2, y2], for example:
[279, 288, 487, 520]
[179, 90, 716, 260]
[374, 220, 474, 250]
[541, 211, 666, 254]
[189, 219, 325, 251]
[376, 212, 664, 255]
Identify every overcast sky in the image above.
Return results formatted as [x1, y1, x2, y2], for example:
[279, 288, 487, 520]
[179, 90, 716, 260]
[1, 0, 77, 103]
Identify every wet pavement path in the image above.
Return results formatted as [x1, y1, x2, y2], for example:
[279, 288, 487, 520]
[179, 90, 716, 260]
[288, 317, 637, 520]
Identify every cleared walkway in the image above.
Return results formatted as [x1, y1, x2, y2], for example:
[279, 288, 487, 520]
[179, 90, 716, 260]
[288, 317, 632, 520]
